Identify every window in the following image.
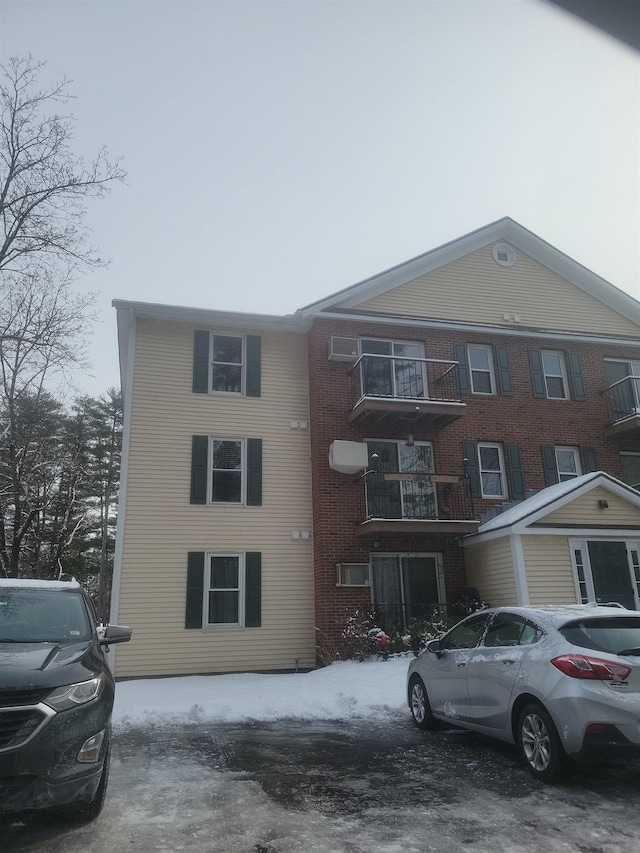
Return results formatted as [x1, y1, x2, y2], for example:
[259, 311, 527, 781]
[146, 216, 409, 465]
[542, 445, 595, 486]
[541, 351, 568, 399]
[192, 331, 261, 397]
[442, 612, 491, 650]
[190, 436, 262, 506]
[464, 441, 523, 500]
[621, 453, 640, 490]
[207, 555, 241, 625]
[484, 613, 541, 648]
[211, 439, 243, 503]
[366, 440, 435, 519]
[211, 335, 243, 393]
[455, 344, 512, 397]
[530, 349, 585, 401]
[185, 551, 262, 629]
[360, 338, 426, 399]
[468, 345, 495, 395]
[478, 443, 507, 498]
[554, 446, 581, 482]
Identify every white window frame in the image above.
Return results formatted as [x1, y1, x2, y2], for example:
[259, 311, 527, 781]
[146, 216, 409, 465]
[477, 442, 507, 499]
[468, 345, 496, 395]
[211, 333, 244, 395]
[208, 437, 245, 505]
[541, 350, 569, 400]
[204, 553, 245, 628]
[554, 446, 581, 482]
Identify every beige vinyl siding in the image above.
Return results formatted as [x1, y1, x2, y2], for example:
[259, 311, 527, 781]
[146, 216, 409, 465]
[544, 487, 640, 526]
[354, 246, 640, 337]
[520, 535, 577, 605]
[464, 538, 518, 606]
[114, 319, 314, 677]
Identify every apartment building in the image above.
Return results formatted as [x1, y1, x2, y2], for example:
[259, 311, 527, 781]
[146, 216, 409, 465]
[111, 218, 640, 676]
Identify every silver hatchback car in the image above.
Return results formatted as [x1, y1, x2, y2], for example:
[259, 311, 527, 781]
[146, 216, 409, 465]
[407, 604, 640, 782]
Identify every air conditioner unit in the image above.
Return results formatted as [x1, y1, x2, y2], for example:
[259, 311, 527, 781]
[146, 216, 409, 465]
[336, 563, 371, 587]
[329, 440, 369, 474]
[329, 337, 359, 362]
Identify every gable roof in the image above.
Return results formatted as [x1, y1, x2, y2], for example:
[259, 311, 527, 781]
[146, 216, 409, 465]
[465, 471, 640, 542]
[296, 217, 640, 327]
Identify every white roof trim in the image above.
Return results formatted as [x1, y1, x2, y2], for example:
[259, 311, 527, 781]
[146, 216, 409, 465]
[112, 299, 304, 333]
[296, 217, 640, 326]
[308, 309, 640, 348]
[464, 472, 640, 544]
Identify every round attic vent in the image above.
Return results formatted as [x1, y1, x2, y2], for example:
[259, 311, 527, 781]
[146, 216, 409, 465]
[492, 243, 516, 267]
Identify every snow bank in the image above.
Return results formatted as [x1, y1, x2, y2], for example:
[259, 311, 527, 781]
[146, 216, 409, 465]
[112, 656, 411, 728]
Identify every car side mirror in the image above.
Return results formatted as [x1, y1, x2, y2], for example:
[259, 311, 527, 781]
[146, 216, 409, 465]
[99, 624, 132, 646]
[427, 638, 444, 657]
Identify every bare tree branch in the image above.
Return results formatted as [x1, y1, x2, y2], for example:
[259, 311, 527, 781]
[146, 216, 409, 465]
[0, 57, 125, 577]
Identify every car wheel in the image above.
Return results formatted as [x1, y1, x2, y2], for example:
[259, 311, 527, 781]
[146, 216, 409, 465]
[517, 703, 566, 783]
[408, 675, 437, 730]
[76, 739, 111, 822]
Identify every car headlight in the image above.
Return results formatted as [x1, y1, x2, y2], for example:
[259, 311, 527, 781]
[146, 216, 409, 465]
[45, 675, 105, 711]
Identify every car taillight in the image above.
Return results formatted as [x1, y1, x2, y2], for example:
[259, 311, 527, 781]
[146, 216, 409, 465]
[551, 654, 631, 681]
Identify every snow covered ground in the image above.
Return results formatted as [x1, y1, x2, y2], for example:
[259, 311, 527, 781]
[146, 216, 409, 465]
[112, 656, 410, 728]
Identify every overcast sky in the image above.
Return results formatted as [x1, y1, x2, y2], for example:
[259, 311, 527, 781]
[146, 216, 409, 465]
[1, 0, 638, 397]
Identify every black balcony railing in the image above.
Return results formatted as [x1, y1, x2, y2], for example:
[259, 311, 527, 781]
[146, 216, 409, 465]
[350, 353, 461, 405]
[372, 602, 442, 635]
[362, 471, 474, 522]
[604, 375, 640, 425]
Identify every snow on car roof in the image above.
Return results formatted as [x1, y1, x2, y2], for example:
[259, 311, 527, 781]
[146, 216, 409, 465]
[490, 603, 636, 627]
[0, 578, 81, 590]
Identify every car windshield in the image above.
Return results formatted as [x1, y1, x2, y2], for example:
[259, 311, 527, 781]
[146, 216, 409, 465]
[0, 589, 92, 643]
[559, 617, 640, 656]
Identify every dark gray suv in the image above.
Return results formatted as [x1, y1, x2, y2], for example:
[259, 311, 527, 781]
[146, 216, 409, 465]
[0, 578, 131, 819]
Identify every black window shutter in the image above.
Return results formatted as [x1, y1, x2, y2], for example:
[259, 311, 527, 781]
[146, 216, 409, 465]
[193, 331, 210, 393]
[495, 346, 513, 396]
[190, 436, 208, 504]
[507, 444, 525, 500]
[245, 552, 262, 628]
[246, 438, 263, 506]
[185, 552, 205, 628]
[246, 335, 261, 397]
[541, 445, 559, 486]
[463, 441, 480, 498]
[453, 344, 470, 396]
[568, 352, 586, 401]
[582, 447, 598, 473]
[529, 350, 546, 398]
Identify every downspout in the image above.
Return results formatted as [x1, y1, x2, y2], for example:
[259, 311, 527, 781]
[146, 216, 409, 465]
[108, 308, 136, 672]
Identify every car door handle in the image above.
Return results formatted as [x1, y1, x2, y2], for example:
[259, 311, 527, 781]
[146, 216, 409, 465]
[457, 661, 466, 668]
[501, 659, 516, 665]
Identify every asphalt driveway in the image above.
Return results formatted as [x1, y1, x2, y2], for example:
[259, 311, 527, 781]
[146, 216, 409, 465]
[3, 716, 640, 853]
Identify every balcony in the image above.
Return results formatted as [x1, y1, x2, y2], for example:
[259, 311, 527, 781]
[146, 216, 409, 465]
[603, 376, 640, 438]
[348, 353, 465, 428]
[357, 471, 478, 536]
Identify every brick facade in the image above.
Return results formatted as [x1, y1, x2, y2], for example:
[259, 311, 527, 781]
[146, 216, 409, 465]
[308, 316, 639, 651]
